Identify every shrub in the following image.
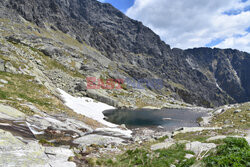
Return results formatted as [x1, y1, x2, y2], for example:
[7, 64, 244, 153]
[204, 137, 250, 167]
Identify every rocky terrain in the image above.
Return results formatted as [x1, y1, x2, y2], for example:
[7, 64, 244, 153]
[0, 0, 250, 108]
[0, 0, 249, 166]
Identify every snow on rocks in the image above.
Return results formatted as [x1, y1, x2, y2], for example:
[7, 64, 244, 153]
[58, 88, 115, 127]
[58, 89, 132, 138]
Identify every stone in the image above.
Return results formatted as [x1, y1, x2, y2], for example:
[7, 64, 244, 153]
[199, 116, 212, 126]
[0, 59, 5, 71]
[240, 120, 246, 123]
[73, 134, 124, 146]
[214, 109, 224, 115]
[75, 81, 87, 91]
[0, 129, 76, 167]
[157, 125, 164, 129]
[185, 154, 194, 159]
[0, 84, 4, 88]
[94, 128, 132, 139]
[224, 120, 231, 124]
[120, 124, 127, 129]
[185, 141, 216, 155]
[5, 61, 17, 74]
[0, 79, 8, 84]
[234, 109, 242, 113]
[151, 141, 175, 151]
[0, 104, 26, 120]
[40, 46, 62, 58]
[206, 135, 227, 142]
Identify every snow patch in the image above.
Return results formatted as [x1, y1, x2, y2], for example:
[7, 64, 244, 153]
[58, 89, 132, 137]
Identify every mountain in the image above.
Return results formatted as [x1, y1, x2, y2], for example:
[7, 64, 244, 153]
[0, 0, 250, 166]
[0, 0, 250, 108]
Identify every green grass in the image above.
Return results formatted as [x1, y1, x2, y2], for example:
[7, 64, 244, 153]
[173, 131, 210, 143]
[93, 144, 196, 167]
[209, 103, 250, 130]
[158, 135, 169, 142]
[39, 139, 54, 146]
[0, 71, 67, 115]
[204, 137, 250, 167]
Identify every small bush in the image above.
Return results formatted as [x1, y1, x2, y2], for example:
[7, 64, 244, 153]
[39, 139, 54, 146]
[204, 137, 250, 167]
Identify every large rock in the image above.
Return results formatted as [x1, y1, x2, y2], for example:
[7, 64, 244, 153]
[0, 104, 26, 120]
[73, 134, 124, 146]
[206, 135, 227, 142]
[40, 46, 62, 58]
[151, 141, 175, 151]
[0, 79, 8, 84]
[185, 141, 216, 155]
[5, 61, 17, 74]
[0, 59, 5, 71]
[0, 129, 76, 167]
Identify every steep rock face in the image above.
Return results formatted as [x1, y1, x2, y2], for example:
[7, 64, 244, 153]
[0, 0, 249, 107]
[184, 48, 250, 103]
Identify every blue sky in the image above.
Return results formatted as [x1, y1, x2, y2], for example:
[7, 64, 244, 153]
[99, 0, 250, 53]
[99, 0, 134, 12]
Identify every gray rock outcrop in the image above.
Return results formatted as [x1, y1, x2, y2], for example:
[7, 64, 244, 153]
[0, 59, 5, 72]
[0, 129, 76, 167]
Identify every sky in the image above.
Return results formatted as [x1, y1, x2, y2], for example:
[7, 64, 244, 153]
[98, 0, 250, 53]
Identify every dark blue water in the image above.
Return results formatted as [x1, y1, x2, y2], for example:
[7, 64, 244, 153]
[103, 108, 207, 130]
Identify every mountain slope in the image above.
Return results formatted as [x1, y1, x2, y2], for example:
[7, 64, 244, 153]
[0, 0, 249, 107]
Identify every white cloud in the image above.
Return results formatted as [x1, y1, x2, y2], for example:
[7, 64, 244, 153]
[126, 0, 250, 53]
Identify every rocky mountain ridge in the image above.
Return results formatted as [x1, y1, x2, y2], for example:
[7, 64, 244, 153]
[0, 0, 249, 166]
[1, 0, 249, 107]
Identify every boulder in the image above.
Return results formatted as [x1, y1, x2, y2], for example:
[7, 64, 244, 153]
[5, 61, 17, 74]
[185, 154, 194, 159]
[224, 120, 232, 124]
[40, 46, 62, 58]
[151, 141, 175, 151]
[0, 104, 26, 120]
[234, 109, 242, 113]
[0, 129, 76, 167]
[206, 135, 227, 142]
[214, 108, 224, 115]
[75, 81, 87, 91]
[185, 141, 216, 155]
[0, 79, 8, 84]
[73, 134, 124, 146]
[0, 59, 5, 71]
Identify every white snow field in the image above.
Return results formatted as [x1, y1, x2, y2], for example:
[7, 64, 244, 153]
[58, 89, 132, 137]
